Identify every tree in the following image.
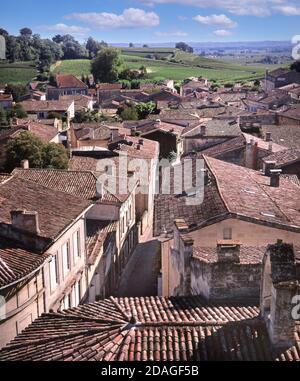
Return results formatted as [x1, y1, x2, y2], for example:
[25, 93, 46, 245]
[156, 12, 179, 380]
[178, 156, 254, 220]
[5, 131, 44, 171]
[6, 104, 27, 119]
[119, 107, 139, 121]
[91, 47, 122, 83]
[52, 34, 64, 44]
[5, 132, 69, 171]
[175, 42, 193, 53]
[19, 28, 32, 38]
[129, 43, 134, 48]
[143, 44, 149, 48]
[5, 84, 27, 102]
[41, 143, 69, 169]
[0, 28, 8, 37]
[291, 61, 300, 73]
[86, 37, 106, 58]
[135, 102, 156, 119]
[0, 107, 8, 127]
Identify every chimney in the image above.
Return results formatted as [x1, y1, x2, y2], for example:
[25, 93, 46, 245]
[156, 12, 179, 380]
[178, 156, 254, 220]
[155, 119, 161, 125]
[21, 159, 29, 169]
[270, 169, 282, 187]
[265, 132, 272, 142]
[245, 140, 258, 170]
[95, 182, 103, 200]
[217, 240, 241, 263]
[136, 144, 141, 150]
[263, 160, 277, 176]
[200, 125, 206, 136]
[10, 210, 40, 235]
[131, 126, 137, 136]
[261, 240, 298, 349]
[268, 141, 273, 152]
[139, 138, 144, 145]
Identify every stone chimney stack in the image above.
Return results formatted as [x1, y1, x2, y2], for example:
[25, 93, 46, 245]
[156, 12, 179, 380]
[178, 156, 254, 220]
[10, 210, 40, 235]
[265, 132, 272, 142]
[173, 219, 194, 295]
[217, 240, 241, 263]
[263, 160, 277, 176]
[21, 159, 29, 169]
[245, 140, 258, 170]
[261, 240, 299, 349]
[270, 169, 282, 187]
[200, 125, 206, 136]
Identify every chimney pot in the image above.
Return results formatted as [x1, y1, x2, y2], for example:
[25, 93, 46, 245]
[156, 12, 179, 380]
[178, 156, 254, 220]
[265, 132, 272, 142]
[200, 125, 206, 136]
[270, 169, 282, 187]
[264, 160, 277, 176]
[21, 159, 29, 169]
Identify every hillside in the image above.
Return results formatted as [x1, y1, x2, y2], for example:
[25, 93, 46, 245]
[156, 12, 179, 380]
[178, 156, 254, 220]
[0, 61, 37, 85]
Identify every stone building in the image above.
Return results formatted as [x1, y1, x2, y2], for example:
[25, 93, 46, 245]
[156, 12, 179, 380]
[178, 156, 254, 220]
[47, 74, 88, 101]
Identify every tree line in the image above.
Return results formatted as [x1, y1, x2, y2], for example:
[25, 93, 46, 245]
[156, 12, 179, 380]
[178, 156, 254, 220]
[0, 27, 107, 72]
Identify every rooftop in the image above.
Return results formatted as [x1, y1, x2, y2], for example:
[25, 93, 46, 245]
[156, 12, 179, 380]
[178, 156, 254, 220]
[21, 100, 73, 113]
[0, 176, 92, 240]
[55, 74, 87, 89]
[0, 295, 299, 361]
[263, 148, 300, 167]
[0, 237, 50, 288]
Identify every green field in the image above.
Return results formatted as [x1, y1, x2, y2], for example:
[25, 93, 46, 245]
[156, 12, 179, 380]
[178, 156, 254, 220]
[51, 54, 269, 83]
[0, 61, 37, 85]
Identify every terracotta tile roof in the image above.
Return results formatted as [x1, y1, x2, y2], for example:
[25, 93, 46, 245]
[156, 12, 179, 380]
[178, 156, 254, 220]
[12, 168, 121, 205]
[21, 100, 73, 113]
[268, 68, 294, 78]
[111, 135, 159, 160]
[0, 238, 50, 288]
[205, 155, 300, 231]
[126, 120, 184, 137]
[0, 176, 92, 240]
[242, 132, 286, 153]
[97, 83, 123, 91]
[281, 174, 300, 187]
[262, 125, 300, 150]
[59, 95, 92, 111]
[56, 74, 87, 89]
[12, 118, 59, 142]
[193, 246, 266, 264]
[154, 163, 228, 236]
[1, 295, 300, 361]
[200, 135, 246, 157]
[86, 220, 116, 265]
[0, 174, 11, 184]
[263, 148, 300, 167]
[72, 123, 113, 141]
[279, 105, 300, 121]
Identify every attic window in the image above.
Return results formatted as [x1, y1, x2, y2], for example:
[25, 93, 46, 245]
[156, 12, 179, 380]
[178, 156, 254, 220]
[261, 212, 276, 218]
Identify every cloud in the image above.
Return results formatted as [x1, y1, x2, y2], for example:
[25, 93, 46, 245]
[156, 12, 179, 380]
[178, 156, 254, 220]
[66, 8, 160, 29]
[154, 31, 188, 37]
[39, 23, 90, 36]
[274, 6, 300, 15]
[213, 29, 233, 36]
[138, 0, 299, 17]
[193, 14, 237, 28]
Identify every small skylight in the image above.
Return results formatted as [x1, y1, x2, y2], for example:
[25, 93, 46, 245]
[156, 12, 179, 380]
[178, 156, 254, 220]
[261, 212, 276, 218]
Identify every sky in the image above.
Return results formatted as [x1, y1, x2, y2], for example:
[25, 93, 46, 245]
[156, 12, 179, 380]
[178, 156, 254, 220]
[1, 0, 300, 43]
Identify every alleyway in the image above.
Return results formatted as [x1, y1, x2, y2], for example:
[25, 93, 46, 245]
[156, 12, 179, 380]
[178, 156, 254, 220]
[117, 228, 160, 297]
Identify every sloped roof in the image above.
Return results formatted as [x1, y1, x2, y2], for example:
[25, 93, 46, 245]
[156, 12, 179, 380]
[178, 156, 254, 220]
[0, 176, 92, 240]
[56, 74, 87, 89]
[263, 148, 300, 167]
[1, 295, 299, 361]
[0, 238, 50, 288]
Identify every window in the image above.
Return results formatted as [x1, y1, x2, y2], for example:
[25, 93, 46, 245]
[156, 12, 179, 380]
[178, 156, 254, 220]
[49, 255, 58, 293]
[74, 281, 81, 306]
[223, 227, 232, 240]
[62, 242, 70, 277]
[73, 230, 80, 263]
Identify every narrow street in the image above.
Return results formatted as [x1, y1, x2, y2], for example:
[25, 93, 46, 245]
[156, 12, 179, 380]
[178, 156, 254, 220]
[117, 229, 160, 297]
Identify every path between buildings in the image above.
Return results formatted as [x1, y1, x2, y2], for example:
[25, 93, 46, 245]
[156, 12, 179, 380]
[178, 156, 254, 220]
[117, 228, 160, 297]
